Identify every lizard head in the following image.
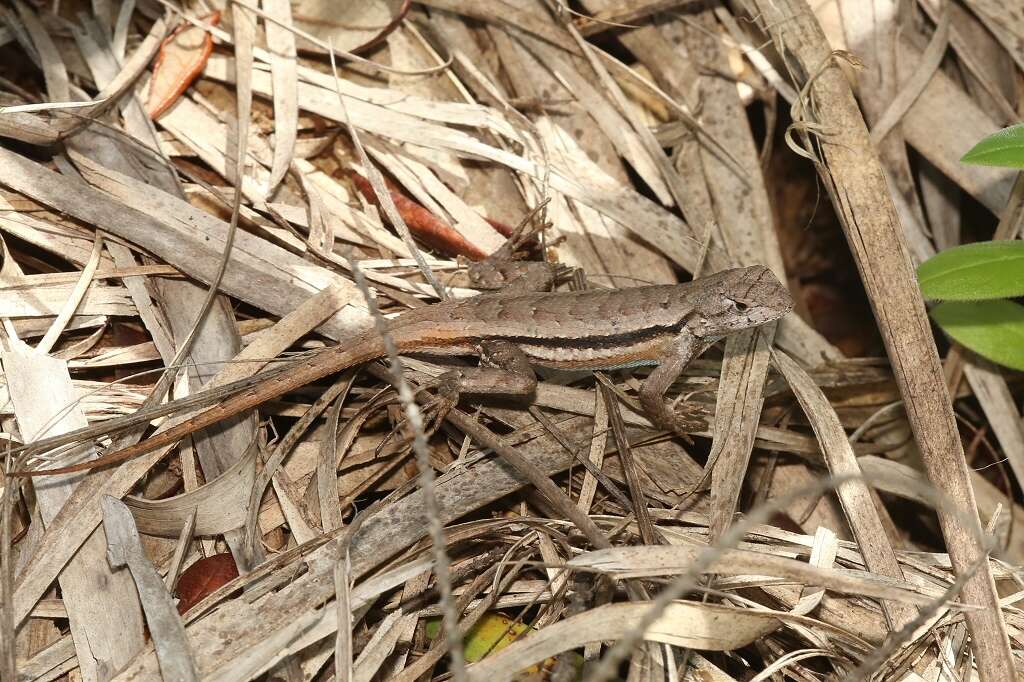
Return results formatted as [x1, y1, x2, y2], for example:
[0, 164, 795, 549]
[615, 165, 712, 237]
[688, 265, 794, 338]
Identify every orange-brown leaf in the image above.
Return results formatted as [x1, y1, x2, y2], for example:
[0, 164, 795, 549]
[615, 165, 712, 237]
[174, 553, 238, 615]
[350, 171, 490, 260]
[147, 12, 220, 119]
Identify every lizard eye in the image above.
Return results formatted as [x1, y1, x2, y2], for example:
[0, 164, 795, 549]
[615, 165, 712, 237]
[733, 300, 750, 313]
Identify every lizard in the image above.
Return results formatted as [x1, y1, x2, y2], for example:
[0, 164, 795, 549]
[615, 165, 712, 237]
[11, 264, 793, 477]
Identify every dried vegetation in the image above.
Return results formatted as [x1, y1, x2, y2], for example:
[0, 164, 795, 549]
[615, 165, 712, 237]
[0, 1, 1023, 680]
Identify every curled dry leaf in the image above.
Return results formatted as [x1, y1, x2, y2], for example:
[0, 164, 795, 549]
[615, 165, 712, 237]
[147, 12, 221, 119]
[174, 553, 239, 615]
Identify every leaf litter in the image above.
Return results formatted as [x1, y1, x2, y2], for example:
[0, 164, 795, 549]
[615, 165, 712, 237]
[0, 2, 1022, 681]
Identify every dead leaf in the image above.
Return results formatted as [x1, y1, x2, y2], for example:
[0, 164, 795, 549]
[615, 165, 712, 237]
[147, 12, 221, 119]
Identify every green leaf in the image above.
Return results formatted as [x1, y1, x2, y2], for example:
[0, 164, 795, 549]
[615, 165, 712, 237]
[961, 123, 1024, 167]
[931, 300, 1024, 370]
[917, 241, 1024, 300]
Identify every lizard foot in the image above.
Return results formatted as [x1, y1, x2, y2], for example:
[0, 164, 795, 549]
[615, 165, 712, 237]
[665, 410, 708, 435]
[640, 394, 708, 436]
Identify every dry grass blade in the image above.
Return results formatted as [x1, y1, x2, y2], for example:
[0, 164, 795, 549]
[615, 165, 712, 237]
[772, 348, 916, 629]
[462, 601, 787, 682]
[568, 544, 942, 605]
[261, 0, 298, 196]
[101, 495, 198, 681]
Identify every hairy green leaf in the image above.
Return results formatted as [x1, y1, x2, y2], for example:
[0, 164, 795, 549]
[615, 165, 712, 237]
[917, 241, 1024, 300]
[931, 300, 1024, 370]
[961, 123, 1024, 167]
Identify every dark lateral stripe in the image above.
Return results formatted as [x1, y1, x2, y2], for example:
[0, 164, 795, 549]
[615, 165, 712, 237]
[482, 321, 684, 350]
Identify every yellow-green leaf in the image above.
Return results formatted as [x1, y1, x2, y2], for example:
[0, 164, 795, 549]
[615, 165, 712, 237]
[423, 614, 584, 679]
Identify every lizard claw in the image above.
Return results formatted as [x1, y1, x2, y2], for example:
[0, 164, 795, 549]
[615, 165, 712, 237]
[640, 394, 708, 436]
[665, 410, 708, 434]
[654, 402, 707, 435]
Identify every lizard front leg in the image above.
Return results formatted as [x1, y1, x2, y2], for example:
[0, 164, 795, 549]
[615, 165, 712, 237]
[640, 328, 718, 435]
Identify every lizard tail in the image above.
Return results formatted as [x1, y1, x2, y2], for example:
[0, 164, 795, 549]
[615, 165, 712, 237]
[14, 338, 387, 477]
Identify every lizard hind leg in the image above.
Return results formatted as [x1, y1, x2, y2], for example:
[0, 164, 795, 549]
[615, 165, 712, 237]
[426, 349, 538, 426]
[380, 342, 537, 451]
